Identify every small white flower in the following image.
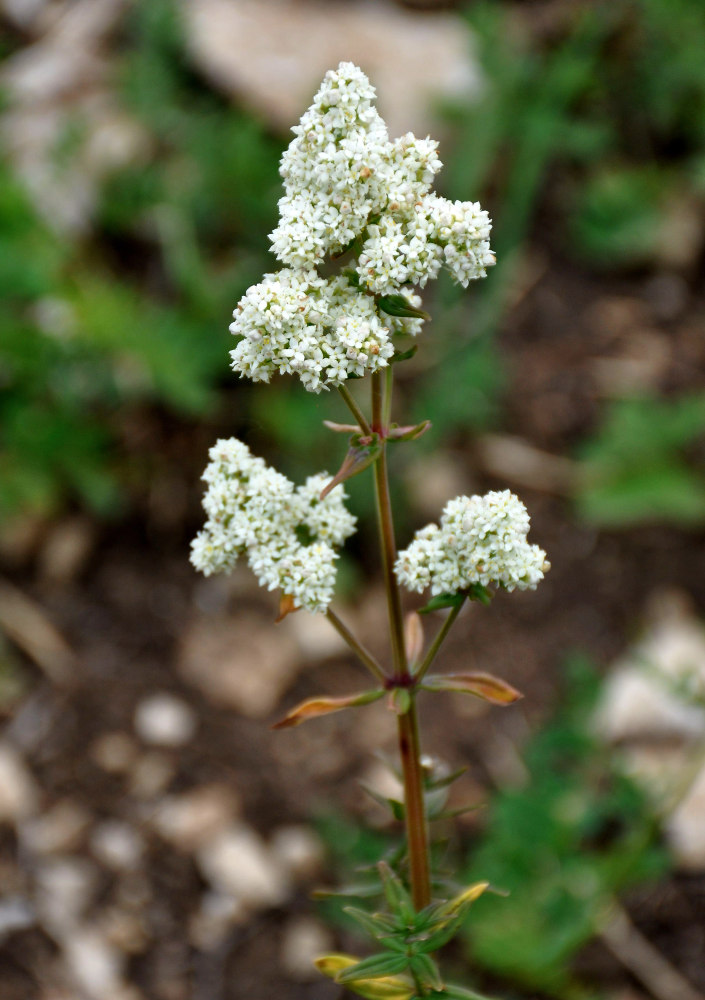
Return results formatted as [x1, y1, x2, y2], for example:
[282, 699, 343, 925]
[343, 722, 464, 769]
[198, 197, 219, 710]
[190, 439, 356, 612]
[395, 490, 549, 596]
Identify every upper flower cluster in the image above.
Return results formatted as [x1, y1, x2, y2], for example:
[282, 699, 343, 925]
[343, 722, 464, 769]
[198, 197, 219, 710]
[394, 490, 549, 597]
[190, 438, 356, 612]
[230, 62, 494, 393]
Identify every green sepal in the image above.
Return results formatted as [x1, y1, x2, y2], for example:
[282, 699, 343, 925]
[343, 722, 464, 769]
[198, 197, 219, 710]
[320, 433, 382, 499]
[467, 583, 492, 605]
[418, 592, 466, 614]
[391, 344, 419, 363]
[377, 294, 430, 320]
[336, 952, 409, 984]
[408, 953, 443, 991]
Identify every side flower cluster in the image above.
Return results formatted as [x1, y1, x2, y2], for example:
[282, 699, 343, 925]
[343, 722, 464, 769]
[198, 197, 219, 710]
[230, 62, 494, 393]
[394, 490, 549, 597]
[190, 438, 356, 613]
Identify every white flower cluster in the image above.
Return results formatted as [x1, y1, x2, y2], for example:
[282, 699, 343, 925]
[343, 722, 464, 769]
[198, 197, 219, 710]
[190, 438, 356, 612]
[230, 62, 494, 393]
[395, 490, 549, 596]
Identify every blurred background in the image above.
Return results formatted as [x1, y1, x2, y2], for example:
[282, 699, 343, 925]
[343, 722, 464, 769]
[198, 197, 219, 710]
[1, 0, 705, 998]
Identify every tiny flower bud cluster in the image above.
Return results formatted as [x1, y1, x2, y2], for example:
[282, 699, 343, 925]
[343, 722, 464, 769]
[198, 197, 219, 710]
[190, 439, 356, 612]
[395, 490, 549, 596]
[230, 62, 494, 393]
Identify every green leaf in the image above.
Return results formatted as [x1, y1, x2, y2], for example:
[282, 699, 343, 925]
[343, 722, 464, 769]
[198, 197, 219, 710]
[467, 583, 492, 605]
[417, 593, 466, 615]
[359, 783, 406, 822]
[343, 906, 399, 940]
[377, 294, 430, 320]
[391, 344, 419, 363]
[319, 434, 382, 499]
[409, 953, 443, 991]
[390, 688, 412, 716]
[336, 952, 409, 984]
[378, 862, 415, 922]
[443, 986, 498, 1000]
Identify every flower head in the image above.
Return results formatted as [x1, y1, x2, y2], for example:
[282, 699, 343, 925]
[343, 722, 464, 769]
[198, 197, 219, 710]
[395, 490, 549, 596]
[230, 62, 494, 393]
[191, 439, 356, 612]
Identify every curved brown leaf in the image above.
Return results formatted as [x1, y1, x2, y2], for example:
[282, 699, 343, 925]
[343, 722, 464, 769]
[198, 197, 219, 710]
[421, 672, 522, 705]
[272, 689, 384, 729]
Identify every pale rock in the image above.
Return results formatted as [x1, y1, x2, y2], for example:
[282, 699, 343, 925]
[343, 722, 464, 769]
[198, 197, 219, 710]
[90, 820, 143, 871]
[183, 0, 483, 138]
[270, 825, 323, 880]
[189, 891, 245, 950]
[287, 609, 346, 662]
[63, 926, 124, 999]
[35, 856, 98, 932]
[406, 453, 474, 520]
[196, 824, 290, 909]
[134, 693, 197, 747]
[0, 742, 39, 822]
[90, 731, 138, 774]
[100, 906, 149, 954]
[0, 897, 35, 942]
[281, 916, 333, 980]
[128, 752, 175, 799]
[667, 763, 705, 870]
[1, 0, 48, 31]
[22, 799, 91, 854]
[152, 784, 238, 852]
[38, 517, 95, 585]
[596, 592, 705, 743]
[179, 615, 300, 717]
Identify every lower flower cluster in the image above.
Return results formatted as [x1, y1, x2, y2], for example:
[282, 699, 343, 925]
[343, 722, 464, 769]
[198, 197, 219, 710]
[190, 438, 356, 612]
[395, 490, 549, 596]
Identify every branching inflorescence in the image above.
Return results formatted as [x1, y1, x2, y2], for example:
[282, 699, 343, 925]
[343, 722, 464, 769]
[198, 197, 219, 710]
[191, 62, 549, 999]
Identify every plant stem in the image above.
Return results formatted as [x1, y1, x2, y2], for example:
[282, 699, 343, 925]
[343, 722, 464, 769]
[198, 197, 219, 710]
[397, 699, 432, 911]
[371, 371, 431, 910]
[371, 373, 405, 677]
[325, 608, 386, 684]
[338, 384, 373, 437]
[414, 600, 464, 683]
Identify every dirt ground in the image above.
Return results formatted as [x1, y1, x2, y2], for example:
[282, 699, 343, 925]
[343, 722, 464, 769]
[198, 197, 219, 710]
[2, 251, 705, 1000]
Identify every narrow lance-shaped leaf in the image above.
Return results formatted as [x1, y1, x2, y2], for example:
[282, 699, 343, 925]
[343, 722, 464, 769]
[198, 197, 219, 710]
[315, 955, 415, 1000]
[272, 689, 384, 729]
[409, 953, 443, 992]
[359, 782, 405, 822]
[378, 861, 415, 922]
[387, 420, 432, 442]
[320, 433, 382, 500]
[323, 420, 361, 433]
[343, 906, 399, 940]
[421, 673, 522, 706]
[336, 952, 409, 984]
[435, 881, 490, 921]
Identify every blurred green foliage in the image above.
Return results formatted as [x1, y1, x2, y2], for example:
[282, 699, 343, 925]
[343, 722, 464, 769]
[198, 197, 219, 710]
[576, 393, 705, 527]
[2, 0, 705, 529]
[462, 656, 667, 999]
